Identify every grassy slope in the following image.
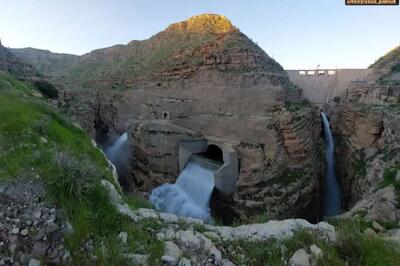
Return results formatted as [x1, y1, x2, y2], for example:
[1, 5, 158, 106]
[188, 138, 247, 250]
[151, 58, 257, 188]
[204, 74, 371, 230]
[369, 45, 400, 84]
[0, 73, 163, 265]
[225, 219, 400, 266]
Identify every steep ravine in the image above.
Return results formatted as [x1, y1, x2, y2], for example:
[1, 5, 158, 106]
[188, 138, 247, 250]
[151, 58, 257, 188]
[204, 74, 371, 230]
[326, 100, 400, 223]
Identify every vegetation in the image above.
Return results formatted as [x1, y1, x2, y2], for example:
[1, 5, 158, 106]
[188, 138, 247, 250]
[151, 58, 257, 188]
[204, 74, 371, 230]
[378, 164, 400, 208]
[224, 218, 400, 266]
[265, 168, 307, 186]
[0, 73, 163, 265]
[285, 100, 311, 112]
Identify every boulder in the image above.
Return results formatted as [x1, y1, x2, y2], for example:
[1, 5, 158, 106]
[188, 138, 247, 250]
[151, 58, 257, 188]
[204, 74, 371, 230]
[289, 249, 310, 266]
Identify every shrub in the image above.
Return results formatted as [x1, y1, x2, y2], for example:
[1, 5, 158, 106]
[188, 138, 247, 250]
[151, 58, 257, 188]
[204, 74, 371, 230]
[50, 151, 97, 200]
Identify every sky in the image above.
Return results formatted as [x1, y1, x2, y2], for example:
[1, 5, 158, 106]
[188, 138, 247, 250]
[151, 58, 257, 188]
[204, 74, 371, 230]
[0, 0, 399, 69]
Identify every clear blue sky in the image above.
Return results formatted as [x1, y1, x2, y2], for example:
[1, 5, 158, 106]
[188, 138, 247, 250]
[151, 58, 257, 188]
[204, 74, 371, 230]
[0, 0, 399, 69]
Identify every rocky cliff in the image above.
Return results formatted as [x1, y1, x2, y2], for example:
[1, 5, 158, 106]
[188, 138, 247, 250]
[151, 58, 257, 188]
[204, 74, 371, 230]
[0, 40, 38, 78]
[10, 47, 79, 77]
[327, 44, 400, 224]
[368, 45, 400, 85]
[54, 14, 322, 222]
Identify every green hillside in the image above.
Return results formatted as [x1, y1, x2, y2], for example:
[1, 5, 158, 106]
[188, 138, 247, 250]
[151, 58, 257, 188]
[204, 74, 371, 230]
[0, 74, 163, 265]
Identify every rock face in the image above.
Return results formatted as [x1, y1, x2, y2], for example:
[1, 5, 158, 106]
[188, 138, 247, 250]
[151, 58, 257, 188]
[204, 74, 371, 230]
[0, 40, 38, 78]
[54, 14, 323, 221]
[367, 45, 400, 85]
[10, 48, 79, 77]
[114, 14, 321, 221]
[326, 44, 400, 223]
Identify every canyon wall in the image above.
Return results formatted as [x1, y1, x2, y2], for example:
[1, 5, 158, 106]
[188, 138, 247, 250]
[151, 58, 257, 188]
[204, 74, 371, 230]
[327, 79, 400, 223]
[55, 15, 324, 222]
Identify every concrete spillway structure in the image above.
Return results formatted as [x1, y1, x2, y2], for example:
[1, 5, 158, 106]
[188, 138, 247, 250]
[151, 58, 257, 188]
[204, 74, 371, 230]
[286, 69, 371, 104]
[149, 138, 238, 221]
[179, 138, 239, 195]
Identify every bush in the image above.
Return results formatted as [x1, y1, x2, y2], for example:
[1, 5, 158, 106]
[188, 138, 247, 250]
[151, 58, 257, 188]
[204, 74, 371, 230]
[33, 80, 59, 99]
[50, 152, 97, 200]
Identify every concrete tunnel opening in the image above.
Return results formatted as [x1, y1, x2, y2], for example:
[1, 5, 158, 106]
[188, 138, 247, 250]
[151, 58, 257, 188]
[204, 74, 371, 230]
[201, 144, 224, 163]
[178, 140, 239, 224]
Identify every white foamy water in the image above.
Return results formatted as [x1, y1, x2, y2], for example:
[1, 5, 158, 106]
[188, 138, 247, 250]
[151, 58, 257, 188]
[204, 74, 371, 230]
[149, 155, 221, 221]
[321, 112, 341, 217]
[105, 132, 128, 164]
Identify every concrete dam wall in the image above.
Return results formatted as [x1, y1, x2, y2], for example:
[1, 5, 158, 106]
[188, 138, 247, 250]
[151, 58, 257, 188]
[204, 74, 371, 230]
[286, 69, 371, 104]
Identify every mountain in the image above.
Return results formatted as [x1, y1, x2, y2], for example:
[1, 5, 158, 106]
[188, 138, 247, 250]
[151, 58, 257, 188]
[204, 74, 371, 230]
[368, 45, 400, 84]
[10, 47, 79, 76]
[31, 14, 291, 91]
[0, 39, 38, 78]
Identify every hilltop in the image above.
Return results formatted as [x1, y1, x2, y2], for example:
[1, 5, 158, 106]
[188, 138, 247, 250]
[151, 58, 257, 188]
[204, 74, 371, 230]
[10, 47, 79, 76]
[0, 40, 39, 78]
[368, 45, 400, 84]
[13, 14, 289, 91]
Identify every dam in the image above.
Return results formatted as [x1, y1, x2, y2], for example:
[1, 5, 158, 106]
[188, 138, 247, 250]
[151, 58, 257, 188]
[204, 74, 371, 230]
[286, 69, 370, 104]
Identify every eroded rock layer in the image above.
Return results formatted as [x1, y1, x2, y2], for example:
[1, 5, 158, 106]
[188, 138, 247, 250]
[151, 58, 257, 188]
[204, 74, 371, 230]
[327, 56, 400, 223]
[55, 14, 323, 222]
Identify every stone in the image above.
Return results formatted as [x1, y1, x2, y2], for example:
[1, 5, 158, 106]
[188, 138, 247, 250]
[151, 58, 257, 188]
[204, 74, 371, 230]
[178, 257, 192, 266]
[39, 137, 48, 144]
[32, 242, 48, 256]
[46, 222, 59, 233]
[9, 243, 18, 253]
[364, 228, 377, 237]
[20, 228, 29, 236]
[164, 228, 176, 240]
[211, 219, 336, 242]
[384, 229, 400, 245]
[161, 255, 177, 265]
[33, 228, 46, 241]
[364, 147, 379, 160]
[372, 221, 385, 233]
[12, 227, 20, 234]
[164, 241, 182, 260]
[137, 208, 159, 219]
[176, 230, 200, 249]
[289, 249, 311, 266]
[29, 259, 41, 266]
[156, 232, 165, 241]
[203, 231, 221, 242]
[125, 254, 149, 266]
[309, 244, 323, 258]
[19, 253, 33, 264]
[118, 231, 128, 245]
[33, 211, 41, 219]
[396, 170, 400, 183]
[160, 212, 179, 223]
[63, 222, 74, 235]
[221, 259, 236, 266]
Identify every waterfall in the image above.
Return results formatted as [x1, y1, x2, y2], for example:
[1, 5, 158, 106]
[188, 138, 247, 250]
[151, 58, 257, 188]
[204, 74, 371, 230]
[321, 112, 341, 217]
[105, 132, 129, 181]
[149, 155, 221, 221]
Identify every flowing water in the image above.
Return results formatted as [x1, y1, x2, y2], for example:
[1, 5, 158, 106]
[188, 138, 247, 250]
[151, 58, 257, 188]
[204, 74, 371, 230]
[321, 112, 341, 217]
[149, 155, 221, 221]
[105, 132, 129, 181]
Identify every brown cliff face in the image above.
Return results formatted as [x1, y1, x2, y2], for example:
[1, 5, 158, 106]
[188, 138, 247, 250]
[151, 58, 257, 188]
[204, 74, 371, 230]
[57, 14, 294, 94]
[55, 14, 321, 223]
[328, 50, 400, 222]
